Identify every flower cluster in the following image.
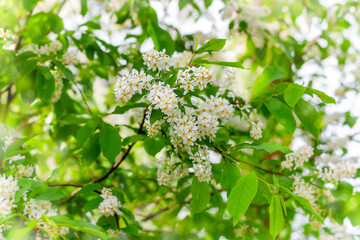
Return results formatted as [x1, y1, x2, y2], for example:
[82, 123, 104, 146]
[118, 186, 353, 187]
[315, 155, 357, 182]
[142, 49, 173, 71]
[50, 70, 65, 103]
[23, 199, 57, 220]
[156, 155, 189, 186]
[61, 51, 80, 65]
[281, 145, 314, 169]
[247, 110, 263, 140]
[107, 229, 129, 240]
[171, 51, 192, 68]
[147, 82, 179, 115]
[16, 164, 34, 178]
[177, 66, 214, 94]
[98, 188, 121, 217]
[191, 150, 212, 182]
[291, 174, 319, 208]
[0, 175, 19, 215]
[114, 69, 153, 102]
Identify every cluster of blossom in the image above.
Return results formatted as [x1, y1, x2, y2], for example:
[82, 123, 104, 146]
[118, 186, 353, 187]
[322, 112, 344, 126]
[40, 222, 69, 237]
[147, 82, 179, 115]
[156, 154, 189, 186]
[235, 224, 259, 237]
[222, 1, 272, 48]
[107, 229, 129, 240]
[171, 51, 192, 68]
[0, 175, 19, 215]
[98, 188, 122, 217]
[217, 68, 242, 98]
[0, 28, 13, 41]
[50, 70, 65, 103]
[23, 199, 57, 221]
[324, 136, 349, 151]
[316, 158, 357, 183]
[177, 66, 214, 94]
[114, 69, 153, 102]
[144, 114, 163, 137]
[291, 174, 319, 209]
[61, 51, 80, 65]
[281, 145, 314, 169]
[142, 49, 173, 71]
[16, 164, 34, 178]
[247, 110, 263, 140]
[191, 149, 212, 182]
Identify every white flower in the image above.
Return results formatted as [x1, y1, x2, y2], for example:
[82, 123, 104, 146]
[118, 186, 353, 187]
[16, 164, 34, 178]
[177, 66, 214, 94]
[171, 51, 192, 68]
[142, 49, 173, 71]
[23, 199, 57, 221]
[147, 83, 179, 116]
[107, 229, 129, 240]
[98, 188, 121, 217]
[50, 70, 64, 103]
[282, 145, 313, 169]
[114, 69, 153, 102]
[191, 150, 212, 182]
[62, 51, 80, 65]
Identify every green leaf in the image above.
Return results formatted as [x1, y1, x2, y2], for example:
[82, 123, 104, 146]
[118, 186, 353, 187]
[150, 108, 164, 124]
[227, 171, 258, 225]
[122, 134, 146, 146]
[34, 187, 66, 201]
[77, 183, 102, 196]
[80, 0, 88, 16]
[4, 137, 32, 159]
[99, 124, 122, 163]
[143, 135, 166, 156]
[190, 177, 210, 214]
[193, 58, 246, 68]
[220, 163, 241, 195]
[235, 142, 292, 154]
[294, 99, 321, 138]
[331, 181, 353, 202]
[46, 168, 60, 182]
[36, 67, 55, 102]
[306, 88, 336, 104]
[54, 61, 74, 81]
[195, 38, 226, 54]
[50, 215, 106, 238]
[7, 221, 37, 240]
[22, 0, 39, 11]
[265, 98, 296, 133]
[20, 59, 38, 80]
[344, 112, 357, 127]
[252, 66, 285, 99]
[112, 102, 148, 114]
[269, 195, 284, 239]
[84, 197, 103, 212]
[148, 21, 175, 55]
[77, 118, 99, 147]
[284, 83, 305, 107]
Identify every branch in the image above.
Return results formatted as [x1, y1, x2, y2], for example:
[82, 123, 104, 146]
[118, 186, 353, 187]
[58, 108, 148, 205]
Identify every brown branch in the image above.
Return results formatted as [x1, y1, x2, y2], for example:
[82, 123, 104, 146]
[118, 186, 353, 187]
[161, 130, 182, 160]
[142, 207, 170, 221]
[59, 108, 148, 205]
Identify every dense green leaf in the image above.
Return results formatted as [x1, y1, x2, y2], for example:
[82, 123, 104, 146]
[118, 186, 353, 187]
[269, 195, 284, 239]
[34, 188, 66, 201]
[195, 38, 226, 54]
[294, 99, 321, 138]
[143, 135, 166, 156]
[36, 67, 55, 102]
[84, 196, 103, 212]
[193, 58, 246, 68]
[252, 66, 285, 99]
[190, 177, 210, 214]
[235, 142, 292, 154]
[150, 108, 164, 125]
[306, 88, 336, 104]
[227, 171, 258, 225]
[265, 98, 296, 133]
[80, 0, 88, 16]
[220, 162, 241, 195]
[112, 102, 148, 114]
[99, 124, 122, 163]
[284, 83, 305, 107]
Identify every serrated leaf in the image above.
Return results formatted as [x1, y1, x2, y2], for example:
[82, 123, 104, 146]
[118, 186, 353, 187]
[269, 195, 284, 239]
[284, 83, 305, 107]
[306, 88, 336, 104]
[190, 177, 210, 214]
[220, 163, 241, 196]
[84, 197, 103, 212]
[99, 124, 122, 163]
[143, 135, 165, 157]
[227, 171, 258, 225]
[265, 98, 296, 133]
[294, 98, 320, 138]
[150, 108, 164, 125]
[34, 188, 66, 201]
[236, 142, 292, 154]
[195, 38, 226, 54]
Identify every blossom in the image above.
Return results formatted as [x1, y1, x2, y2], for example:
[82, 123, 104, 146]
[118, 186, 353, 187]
[191, 150, 212, 182]
[143, 49, 173, 71]
[171, 51, 192, 68]
[108, 229, 129, 240]
[0, 175, 18, 215]
[98, 188, 121, 217]
[16, 164, 34, 178]
[50, 70, 64, 103]
[147, 83, 179, 115]
[115, 69, 153, 102]
[23, 199, 57, 221]
[177, 66, 214, 94]
[61, 51, 80, 65]
[282, 145, 314, 169]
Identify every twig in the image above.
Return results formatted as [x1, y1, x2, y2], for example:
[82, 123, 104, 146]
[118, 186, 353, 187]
[74, 83, 93, 114]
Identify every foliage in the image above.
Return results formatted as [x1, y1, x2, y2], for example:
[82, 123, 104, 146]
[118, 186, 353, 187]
[0, 0, 360, 239]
